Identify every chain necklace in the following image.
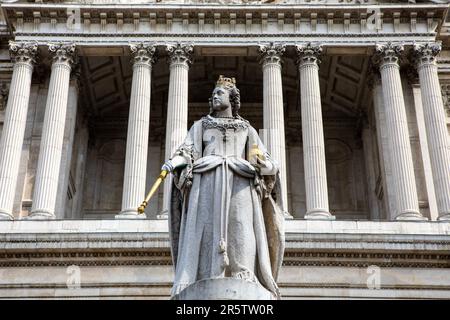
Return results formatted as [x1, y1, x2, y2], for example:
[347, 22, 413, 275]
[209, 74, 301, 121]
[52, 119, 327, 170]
[202, 115, 249, 133]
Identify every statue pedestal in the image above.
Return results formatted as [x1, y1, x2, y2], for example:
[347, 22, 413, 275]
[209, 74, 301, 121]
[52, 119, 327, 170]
[172, 278, 276, 300]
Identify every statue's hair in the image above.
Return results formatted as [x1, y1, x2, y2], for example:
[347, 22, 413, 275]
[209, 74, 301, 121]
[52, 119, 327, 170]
[208, 84, 241, 117]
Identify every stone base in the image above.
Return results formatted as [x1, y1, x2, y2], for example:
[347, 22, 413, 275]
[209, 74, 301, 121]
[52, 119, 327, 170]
[437, 214, 450, 221]
[304, 210, 335, 220]
[156, 210, 168, 220]
[0, 211, 14, 220]
[172, 278, 276, 300]
[25, 211, 55, 220]
[395, 212, 428, 221]
[115, 209, 147, 219]
[283, 211, 294, 219]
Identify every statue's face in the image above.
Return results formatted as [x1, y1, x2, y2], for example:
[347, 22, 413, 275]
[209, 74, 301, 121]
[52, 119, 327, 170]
[211, 86, 232, 111]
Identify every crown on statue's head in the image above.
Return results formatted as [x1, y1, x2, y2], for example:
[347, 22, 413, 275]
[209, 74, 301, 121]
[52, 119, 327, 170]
[216, 75, 236, 89]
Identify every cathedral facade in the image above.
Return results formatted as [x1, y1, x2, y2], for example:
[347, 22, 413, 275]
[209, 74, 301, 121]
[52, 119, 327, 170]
[0, 0, 449, 299]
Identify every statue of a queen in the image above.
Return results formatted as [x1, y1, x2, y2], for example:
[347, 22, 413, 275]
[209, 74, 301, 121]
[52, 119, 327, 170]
[162, 75, 285, 299]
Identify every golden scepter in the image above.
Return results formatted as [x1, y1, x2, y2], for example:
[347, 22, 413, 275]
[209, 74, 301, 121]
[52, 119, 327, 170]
[137, 170, 169, 214]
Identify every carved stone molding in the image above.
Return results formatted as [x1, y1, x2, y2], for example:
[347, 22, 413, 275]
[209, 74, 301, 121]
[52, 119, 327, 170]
[295, 42, 322, 67]
[129, 43, 157, 67]
[258, 42, 285, 66]
[48, 43, 78, 67]
[0, 250, 173, 268]
[8, 41, 38, 66]
[283, 251, 450, 268]
[413, 42, 442, 67]
[1, 232, 449, 269]
[165, 43, 193, 67]
[2, 250, 449, 268]
[372, 42, 404, 68]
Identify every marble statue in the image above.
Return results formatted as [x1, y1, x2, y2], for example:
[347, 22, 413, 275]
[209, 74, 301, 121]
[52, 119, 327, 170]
[162, 76, 285, 299]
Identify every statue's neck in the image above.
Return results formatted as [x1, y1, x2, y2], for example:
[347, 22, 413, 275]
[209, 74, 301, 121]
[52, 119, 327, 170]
[211, 108, 233, 118]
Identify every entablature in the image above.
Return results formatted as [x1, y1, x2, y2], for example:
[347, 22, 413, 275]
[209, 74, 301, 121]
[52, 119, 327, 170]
[1, 1, 448, 47]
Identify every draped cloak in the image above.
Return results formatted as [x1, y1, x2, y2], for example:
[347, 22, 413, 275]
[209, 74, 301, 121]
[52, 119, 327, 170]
[167, 116, 285, 299]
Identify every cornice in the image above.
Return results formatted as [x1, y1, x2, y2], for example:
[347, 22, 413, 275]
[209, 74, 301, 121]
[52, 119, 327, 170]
[2, 3, 449, 11]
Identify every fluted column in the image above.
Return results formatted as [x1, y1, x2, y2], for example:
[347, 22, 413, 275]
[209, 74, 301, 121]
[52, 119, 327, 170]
[373, 43, 424, 220]
[28, 43, 77, 219]
[369, 73, 398, 218]
[0, 42, 37, 220]
[159, 43, 193, 219]
[116, 43, 156, 219]
[413, 43, 450, 221]
[296, 43, 334, 220]
[259, 43, 291, 218]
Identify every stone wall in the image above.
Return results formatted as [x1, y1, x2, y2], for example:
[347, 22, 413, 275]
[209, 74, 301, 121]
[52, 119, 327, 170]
[0, 220, 449, 299]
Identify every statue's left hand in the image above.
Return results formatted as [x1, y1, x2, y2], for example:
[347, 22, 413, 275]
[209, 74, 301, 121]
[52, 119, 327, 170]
[254, 154, 268, 168]
[250, 150, 278, 176]
[249, 144, 265, 165]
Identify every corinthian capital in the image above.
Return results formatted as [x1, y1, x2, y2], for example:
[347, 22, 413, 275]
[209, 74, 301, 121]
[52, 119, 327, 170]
[296, 43, 322, 67]
[373, 42, 404, 68]
[166, 43, 193, 66]
[48, 43, 77, 67]
[9, 41, 38, 65]
[413, 42, 442, 67]
[258, 42, 285, 66]
[130, 43, 156, 67]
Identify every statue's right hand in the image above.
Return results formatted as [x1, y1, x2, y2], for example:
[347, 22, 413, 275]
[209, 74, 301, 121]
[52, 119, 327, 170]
[161, 160, 174, 172]
[161, 155, 188, 173]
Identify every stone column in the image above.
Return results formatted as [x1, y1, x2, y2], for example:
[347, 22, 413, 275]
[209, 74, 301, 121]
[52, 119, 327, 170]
[28, 43, 77, 219]
[296, 43, 334, 220]
[369, 73, 397, 219]
[0, 42, 37, 220]
[159, 43, 193, 219]
[411, 83, 438, 220]
[116, 43, 156, 219]
[413, 43, 450, 221]
[373, 43, 424, 220]
[258, 43, 291, 218]
[55, 71, 80, 219]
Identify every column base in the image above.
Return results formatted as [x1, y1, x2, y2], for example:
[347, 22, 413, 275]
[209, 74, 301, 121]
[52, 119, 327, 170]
[26, 210, 55, 220]
[156, 210, 168, 220]
[304, 210, 335, 220]
[283, 211, 294, 219]
[0, 210, 14, 220]
[437, 213, 450, 222]
[115, 209, 147, 219]
[395, 211, 428, 221]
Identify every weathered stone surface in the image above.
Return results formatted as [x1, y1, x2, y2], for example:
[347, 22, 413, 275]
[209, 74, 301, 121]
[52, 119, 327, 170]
[172, 278, 275, 300]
